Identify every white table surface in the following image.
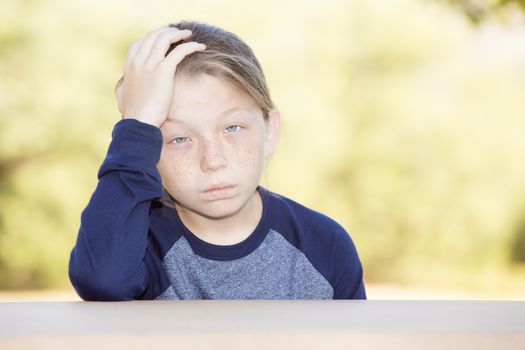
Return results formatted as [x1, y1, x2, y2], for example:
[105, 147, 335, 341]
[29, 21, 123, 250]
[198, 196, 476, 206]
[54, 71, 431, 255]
[1, 300, 524, 349]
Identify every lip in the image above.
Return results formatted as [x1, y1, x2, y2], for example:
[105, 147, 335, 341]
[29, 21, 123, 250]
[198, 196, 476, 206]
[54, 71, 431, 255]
[202, 184, 236, 198]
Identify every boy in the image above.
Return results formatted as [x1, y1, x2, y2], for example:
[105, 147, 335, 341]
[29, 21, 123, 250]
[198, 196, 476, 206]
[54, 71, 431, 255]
[68, 21, 366, 300]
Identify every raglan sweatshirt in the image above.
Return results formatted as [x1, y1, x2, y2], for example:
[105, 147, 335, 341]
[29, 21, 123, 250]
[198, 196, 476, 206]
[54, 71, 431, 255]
[68, 118, 367, 301]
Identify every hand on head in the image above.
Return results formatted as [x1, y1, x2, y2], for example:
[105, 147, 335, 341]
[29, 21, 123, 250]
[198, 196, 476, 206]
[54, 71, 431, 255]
[116, 25, 206, 128]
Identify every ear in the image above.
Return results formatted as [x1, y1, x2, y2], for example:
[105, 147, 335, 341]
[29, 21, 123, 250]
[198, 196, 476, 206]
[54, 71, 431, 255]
[264, 108, 281, 158]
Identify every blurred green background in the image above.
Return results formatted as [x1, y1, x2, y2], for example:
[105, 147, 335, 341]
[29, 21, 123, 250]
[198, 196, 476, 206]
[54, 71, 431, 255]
[1, 0, 525, 298]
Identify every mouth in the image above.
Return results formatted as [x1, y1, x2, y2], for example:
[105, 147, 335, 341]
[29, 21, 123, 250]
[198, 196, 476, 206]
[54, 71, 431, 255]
[203, 184, 236, 197]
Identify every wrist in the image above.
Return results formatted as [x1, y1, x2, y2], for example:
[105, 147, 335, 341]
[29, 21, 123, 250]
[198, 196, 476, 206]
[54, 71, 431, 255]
[122, 115, 161, 128]
[106, 118, 164, 167]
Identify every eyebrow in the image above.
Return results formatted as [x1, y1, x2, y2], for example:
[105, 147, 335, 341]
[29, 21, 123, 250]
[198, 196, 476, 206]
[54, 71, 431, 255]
[166, 106, 251, 125]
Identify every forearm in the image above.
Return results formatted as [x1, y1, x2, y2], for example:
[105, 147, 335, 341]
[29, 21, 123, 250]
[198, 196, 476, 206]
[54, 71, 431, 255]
[68, 119, 164, 301]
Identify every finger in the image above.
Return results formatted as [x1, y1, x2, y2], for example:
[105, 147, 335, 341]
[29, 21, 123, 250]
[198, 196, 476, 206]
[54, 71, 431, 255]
[161, 41, 206, 72]
[145, 29, 194, 64]
[123, 40, 142, 69]
[133, 27, 186, 65]
[125, 26, 171, 66]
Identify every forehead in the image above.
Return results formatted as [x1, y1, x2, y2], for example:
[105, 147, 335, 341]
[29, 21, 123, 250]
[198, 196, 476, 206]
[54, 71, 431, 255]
[167, 73, 258, 122]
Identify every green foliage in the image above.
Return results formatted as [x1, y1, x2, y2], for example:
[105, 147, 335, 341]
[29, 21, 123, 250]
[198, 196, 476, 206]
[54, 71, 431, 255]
[443, 0, 525, 23]
[1, 0, 525, 293]
[265, 0, 525, 291]
[510, 210, 525, 263]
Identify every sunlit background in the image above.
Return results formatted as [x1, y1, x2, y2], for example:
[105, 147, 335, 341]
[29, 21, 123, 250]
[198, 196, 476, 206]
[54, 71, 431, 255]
[1, 0, 525, 300]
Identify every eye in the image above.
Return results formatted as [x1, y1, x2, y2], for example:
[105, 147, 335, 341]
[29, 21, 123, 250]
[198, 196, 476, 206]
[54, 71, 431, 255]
[170, 136, 190, 145]
[225, 125, 242, 133]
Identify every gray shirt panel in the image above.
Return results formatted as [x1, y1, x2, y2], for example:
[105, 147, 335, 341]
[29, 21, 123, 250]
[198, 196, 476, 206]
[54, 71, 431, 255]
[156, 229, 334, 300]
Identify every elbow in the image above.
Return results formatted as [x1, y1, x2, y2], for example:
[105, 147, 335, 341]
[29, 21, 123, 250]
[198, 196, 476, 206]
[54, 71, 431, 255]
[69, 271, 133, 301]
[352, 279, 367, 300]
[68, 255, 145, 301]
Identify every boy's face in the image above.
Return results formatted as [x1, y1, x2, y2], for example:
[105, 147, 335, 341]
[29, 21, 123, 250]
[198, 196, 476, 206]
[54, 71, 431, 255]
[158, 73, 280, 220]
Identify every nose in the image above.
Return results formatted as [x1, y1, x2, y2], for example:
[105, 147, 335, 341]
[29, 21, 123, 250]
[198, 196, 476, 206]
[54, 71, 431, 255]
[200, 137, 227, 172]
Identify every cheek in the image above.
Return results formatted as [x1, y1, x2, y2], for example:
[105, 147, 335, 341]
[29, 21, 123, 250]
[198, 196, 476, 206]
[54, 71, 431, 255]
[158, 146, 196, 191]
[227, 132, 265, 169]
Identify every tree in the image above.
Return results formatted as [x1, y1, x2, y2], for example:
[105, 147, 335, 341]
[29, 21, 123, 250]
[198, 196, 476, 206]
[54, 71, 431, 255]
[444, 0, 525, 23]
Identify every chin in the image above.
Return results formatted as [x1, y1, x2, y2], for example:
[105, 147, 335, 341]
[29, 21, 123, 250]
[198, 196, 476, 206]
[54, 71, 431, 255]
[186, 204, 238, 221]
[173, 186, 258, 220]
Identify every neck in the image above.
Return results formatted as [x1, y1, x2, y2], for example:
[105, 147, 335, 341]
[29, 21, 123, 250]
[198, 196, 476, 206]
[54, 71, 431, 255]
[176, 190, 263, 245]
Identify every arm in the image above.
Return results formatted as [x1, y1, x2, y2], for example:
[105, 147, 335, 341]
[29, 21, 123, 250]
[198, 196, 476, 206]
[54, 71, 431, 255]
[68, 118, 164, 301]
[69, 25, 206, 301]
[332, 227, 367, 300]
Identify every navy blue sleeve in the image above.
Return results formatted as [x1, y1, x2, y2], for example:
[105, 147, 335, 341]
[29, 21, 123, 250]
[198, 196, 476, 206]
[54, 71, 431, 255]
[68, 118, 165, 301]
[265, 192, 367, 300]
[332, 227, 367, 299]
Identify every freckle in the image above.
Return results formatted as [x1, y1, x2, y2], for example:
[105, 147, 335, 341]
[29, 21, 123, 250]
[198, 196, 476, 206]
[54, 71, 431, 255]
[235, 138, 260, 168]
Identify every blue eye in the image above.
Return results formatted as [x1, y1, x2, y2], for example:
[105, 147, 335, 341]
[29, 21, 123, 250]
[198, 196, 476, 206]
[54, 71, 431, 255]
[225, 125, 241, 133]
[170, 136, 189, 144]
